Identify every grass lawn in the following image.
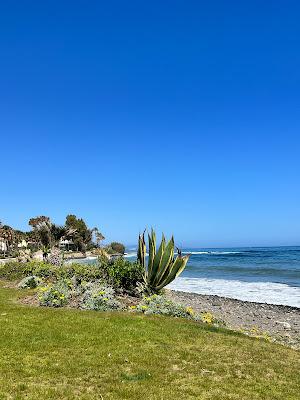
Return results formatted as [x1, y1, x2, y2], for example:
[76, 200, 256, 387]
[0, 282, 299, 400]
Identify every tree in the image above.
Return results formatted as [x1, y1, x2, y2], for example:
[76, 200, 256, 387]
[65, 215, 93, 252]
[110, 242, 125, 254]
[0, 225, 15, 257]
[50, 225, 67, 244]
[93, 227, 105, 248]
[28, 216, 52, 247]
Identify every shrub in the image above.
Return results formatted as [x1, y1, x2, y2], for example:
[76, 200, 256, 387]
[47, 248, 63, 266]
[99, 258, 144, 294]
[1, 259, 143, 296]
[24, 262, 58, 278]
[18, 275, 43, 289]
[38, 280, 70, 307]
[55, 263, 104, 281]
[0, 261, 105, 282]
[80, 283, 123, 311]
[133, 295, 196, 319]
[107, 242, 125, 254]
[0, 261, 45, 280]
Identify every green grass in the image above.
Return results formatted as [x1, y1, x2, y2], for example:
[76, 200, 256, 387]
[0, 282, 299, 400]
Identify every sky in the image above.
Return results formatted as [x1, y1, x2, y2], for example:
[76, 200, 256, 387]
[0, 1, 300, 247]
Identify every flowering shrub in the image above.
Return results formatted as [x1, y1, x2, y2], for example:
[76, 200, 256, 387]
[134, 295, 197, 319]
[38, 280, 70, 307]
[48, 249, 63, 266]
[18, 275, 43, 289]
[80, 283, 123, 311]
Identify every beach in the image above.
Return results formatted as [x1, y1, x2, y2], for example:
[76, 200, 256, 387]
[167, 289, 300, 349]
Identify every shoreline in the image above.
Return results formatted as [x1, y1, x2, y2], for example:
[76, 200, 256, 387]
[167, 289, 300, 349]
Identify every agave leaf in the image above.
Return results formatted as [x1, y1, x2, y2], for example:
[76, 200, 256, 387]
[137, 232, 146, 269]
[147, 228, 156, 277]
[153, 236, 174, 285]
[156, 254, 190, 291]
[149, 234, 165, 285]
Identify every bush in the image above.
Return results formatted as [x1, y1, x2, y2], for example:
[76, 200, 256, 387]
[24, 262, 58, 278]
[0, 261, 43, 280]
[80, 283, 123, 311]
[18, 275, 43, 289]
[107, 242, 125, 254]
[38, 280, 70, 307]
[99, 258, 144, 294]
[133, 295, 197, 319]
[0, 261, 104, 282]
[1, 259, 143, 296]
[54, 263, 104, 281]
[47, 248, 63, 266]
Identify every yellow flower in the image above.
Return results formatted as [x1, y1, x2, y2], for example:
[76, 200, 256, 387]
[130, 305, 136, 309]
[201, 312, 214, 324]
[103, 297, 108, 301]
[186, 306, 195, 316]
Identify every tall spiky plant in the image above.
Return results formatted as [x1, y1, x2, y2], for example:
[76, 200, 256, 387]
[138, 229, 190, 293]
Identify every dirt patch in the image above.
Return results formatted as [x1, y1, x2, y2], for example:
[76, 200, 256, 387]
[2, 280, 19, 289]
[18, 294, 39, 307]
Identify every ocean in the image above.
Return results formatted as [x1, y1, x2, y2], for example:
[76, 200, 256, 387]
[124, 246, 300, 308]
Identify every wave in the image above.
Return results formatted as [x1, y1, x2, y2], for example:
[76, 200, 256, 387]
[124, 252, 137, 258]
[182, 251, 242, 255]
[124, 250, 243, 257]
[168, 277, 300, 308]
[183, 251, 211, 255]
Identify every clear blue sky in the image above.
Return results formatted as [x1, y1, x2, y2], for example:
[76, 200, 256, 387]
[1, 1, 300, 247]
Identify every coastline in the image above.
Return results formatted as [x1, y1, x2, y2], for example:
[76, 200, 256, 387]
[167, 289, 300, 349]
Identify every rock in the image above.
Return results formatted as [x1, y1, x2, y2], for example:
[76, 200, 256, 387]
[275, 321, 291, 330]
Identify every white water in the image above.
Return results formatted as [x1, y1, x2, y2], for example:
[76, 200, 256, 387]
[168, 277, 300, 308]
[182, 251, 242, 255]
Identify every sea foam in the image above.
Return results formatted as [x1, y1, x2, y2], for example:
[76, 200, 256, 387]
[168, 277, 300, 308]
[182, 251, 242, 255]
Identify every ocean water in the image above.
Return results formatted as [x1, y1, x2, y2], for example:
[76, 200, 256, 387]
[125, 246, 300, 308]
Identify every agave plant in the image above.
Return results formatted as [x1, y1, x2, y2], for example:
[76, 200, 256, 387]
[137, 229, 190, 293]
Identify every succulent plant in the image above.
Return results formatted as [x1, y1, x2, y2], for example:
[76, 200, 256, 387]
[138, 229, 190, 293]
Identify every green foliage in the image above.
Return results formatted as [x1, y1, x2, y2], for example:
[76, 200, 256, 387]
[0, 261, 39, 280]
[0, 258, 144, 295]
[133, 294, 197, 319]
[99, 258, 144, 293]
[65, 214, 92, 251]
[55, 263, 104, 281]
[0, 261, 103, 282]
[28, 216, 52, 247]
[138, 229, 190, 293]
[18, 275, 43, 289]
[108, 242, 125, 254]
[50, 225, 67, 243]
[38, 280, 70, 307]
[80, 283, 123, 311]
